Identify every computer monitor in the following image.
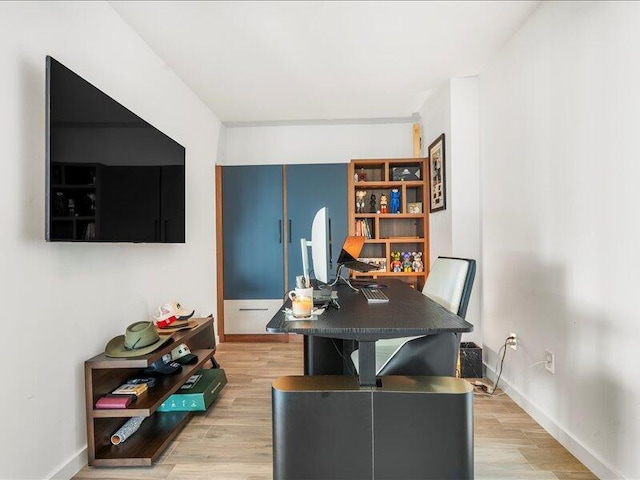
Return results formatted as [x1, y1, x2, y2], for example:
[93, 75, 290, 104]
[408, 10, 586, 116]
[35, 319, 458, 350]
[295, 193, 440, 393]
[300, 207, 331, 285]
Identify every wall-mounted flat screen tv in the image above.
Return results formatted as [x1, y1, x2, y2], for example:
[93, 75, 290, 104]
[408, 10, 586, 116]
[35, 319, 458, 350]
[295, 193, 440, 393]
[46, 56, 185, 242]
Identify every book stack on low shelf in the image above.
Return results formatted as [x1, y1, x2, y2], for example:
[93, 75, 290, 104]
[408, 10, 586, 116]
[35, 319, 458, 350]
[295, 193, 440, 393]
[95, 381, 150, 409]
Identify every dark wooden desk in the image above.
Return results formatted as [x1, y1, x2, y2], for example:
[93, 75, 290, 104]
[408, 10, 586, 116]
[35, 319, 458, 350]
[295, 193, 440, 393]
[267, 281, 475, 479]
[266, 279, 473, 386]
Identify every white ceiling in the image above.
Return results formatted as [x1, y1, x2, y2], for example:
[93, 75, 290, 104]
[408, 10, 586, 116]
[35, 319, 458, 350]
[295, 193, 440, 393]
[110, 1, 539, 124]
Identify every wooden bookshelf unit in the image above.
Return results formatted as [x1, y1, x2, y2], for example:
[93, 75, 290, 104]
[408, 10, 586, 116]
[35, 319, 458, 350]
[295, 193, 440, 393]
[84, 316, 217, 466]
[348, 158, 430, 290]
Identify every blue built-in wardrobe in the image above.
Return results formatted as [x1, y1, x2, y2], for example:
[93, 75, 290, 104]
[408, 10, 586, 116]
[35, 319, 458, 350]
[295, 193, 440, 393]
[220, 163, 347, 337]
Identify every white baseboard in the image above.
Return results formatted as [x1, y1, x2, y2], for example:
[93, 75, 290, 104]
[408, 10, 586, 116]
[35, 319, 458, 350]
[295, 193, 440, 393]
[484, 363, 622, 480]
[49, 447, 86, 480]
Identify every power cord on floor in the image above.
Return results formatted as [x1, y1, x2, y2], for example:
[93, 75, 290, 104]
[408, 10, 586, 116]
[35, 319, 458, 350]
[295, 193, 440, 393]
[471, 335, 512, 396]
[477, 360, 547, 397]
[471, 335, 546, 397]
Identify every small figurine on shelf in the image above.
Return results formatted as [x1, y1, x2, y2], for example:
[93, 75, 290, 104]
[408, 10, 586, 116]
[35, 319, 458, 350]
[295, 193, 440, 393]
[54, 191, 67, 216]
[402, 252, 413, 272]
[379, 194, 388, 214]
[390, 189, 401, 214]
[356, 190, 367, 213]
[412, 252, 424, 272]
[369, 194, 377, 213]
[391, 252, 402, 272]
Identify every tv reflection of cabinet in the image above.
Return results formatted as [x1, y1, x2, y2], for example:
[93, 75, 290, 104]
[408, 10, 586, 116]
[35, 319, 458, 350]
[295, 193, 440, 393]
[48, 163, 184, 243]
[48, 163, 98, 241]
[99, 165, 184, 243]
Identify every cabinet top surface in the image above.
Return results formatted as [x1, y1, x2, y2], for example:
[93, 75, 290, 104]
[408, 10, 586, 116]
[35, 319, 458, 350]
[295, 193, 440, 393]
[351, 158, 426, 163]
[85, 316, 213, 367]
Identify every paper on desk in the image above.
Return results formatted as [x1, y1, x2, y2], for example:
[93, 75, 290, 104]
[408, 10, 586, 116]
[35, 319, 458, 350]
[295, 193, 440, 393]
[284, 307, 325, 321]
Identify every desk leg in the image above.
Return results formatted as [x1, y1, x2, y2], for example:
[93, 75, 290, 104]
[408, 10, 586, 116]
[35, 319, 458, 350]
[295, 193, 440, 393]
[303, 336, 345, 375]
[358, 340, 377, 387]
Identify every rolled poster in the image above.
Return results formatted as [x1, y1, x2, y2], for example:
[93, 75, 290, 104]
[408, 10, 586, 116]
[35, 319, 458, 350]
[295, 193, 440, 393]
[110, 416, 145, 445]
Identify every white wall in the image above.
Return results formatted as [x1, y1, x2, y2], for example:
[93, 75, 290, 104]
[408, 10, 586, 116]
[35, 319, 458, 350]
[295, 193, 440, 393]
[224, 122, 413, 165]
[418, 84, 453, 265]
[480, 2, 640, 478]
[450, 78, 481, 343]
[419, 79, 482, 344]
[0, 2, 221, 479]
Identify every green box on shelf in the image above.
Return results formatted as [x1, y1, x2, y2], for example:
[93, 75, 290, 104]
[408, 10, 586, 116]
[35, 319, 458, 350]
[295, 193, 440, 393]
[158, 368, 227, 412]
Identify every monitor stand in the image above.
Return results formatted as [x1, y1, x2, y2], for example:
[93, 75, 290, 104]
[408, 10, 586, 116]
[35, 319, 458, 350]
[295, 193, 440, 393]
[329, 264, 358, 291]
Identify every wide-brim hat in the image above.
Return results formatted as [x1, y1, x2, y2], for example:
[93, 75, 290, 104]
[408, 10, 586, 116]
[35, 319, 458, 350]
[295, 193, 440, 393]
[105, 321, 172, 358]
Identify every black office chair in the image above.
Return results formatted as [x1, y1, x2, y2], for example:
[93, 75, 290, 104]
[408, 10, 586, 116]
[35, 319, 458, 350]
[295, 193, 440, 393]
[350, 256, 476, 376]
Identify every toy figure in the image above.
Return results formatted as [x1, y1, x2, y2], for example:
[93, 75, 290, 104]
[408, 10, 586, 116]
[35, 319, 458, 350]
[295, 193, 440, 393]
[391, 252, 402, 272]
[379, 194, 388, 214]
[390, 189, 401, 214]
[402, 252, 412, 272]
[356, 190, 367, 213]
[412, 252, 424, 272]
[369, 194, 377, 213]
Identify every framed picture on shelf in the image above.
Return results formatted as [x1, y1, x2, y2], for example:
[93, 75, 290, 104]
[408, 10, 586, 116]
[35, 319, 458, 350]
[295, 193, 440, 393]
[428, 133, 446, 212]
[407, 202, 422, 214]
[358, 258, 387, 273]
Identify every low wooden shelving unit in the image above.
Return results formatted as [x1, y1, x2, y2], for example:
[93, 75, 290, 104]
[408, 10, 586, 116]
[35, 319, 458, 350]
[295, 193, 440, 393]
[84, 316, 216, 466]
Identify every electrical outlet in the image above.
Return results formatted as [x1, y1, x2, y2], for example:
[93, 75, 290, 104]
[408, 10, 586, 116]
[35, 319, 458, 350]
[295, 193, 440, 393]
[545, 350, 555, 373]
[508, 332, 518, 350]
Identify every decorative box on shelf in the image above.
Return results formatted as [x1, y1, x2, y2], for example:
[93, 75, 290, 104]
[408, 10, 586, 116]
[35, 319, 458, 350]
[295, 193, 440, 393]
[391, 166, 421, 181]
[158, 368, 227, 412]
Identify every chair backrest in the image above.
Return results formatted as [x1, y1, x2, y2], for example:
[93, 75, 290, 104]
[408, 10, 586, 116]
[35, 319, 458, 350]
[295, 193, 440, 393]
[422, 257, 476, 318]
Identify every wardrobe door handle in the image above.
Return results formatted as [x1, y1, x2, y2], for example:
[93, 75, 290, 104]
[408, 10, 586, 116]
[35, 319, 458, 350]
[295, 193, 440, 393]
[279, 220, 282, 243]
[288, 219, 292, 243]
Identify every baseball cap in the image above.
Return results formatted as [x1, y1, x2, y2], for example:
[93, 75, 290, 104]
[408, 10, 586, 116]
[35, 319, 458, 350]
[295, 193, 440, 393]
[153, 304, 177, 329]
[160, 302, 195, 321]
[144, 358, 183, 376]
[170, 343, 198, 365]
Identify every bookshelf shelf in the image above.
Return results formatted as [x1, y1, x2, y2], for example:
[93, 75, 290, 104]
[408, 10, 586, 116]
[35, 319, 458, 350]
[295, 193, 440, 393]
[349, 158, 430, 289]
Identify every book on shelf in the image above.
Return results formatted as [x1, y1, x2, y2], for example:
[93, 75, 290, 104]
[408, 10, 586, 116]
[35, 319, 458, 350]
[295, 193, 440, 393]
[95, 394, 136, 409]
[112, 383, 148, 396]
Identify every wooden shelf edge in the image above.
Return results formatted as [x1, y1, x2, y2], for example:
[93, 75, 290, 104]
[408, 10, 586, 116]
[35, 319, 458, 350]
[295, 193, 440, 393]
[353, 271, 427, 277]
[85, 316, 214, 367]
[354, 181, 424, 188]
[91, 348, 215, 418]
[91, 411, 192, 466]
[355, 214, 425, 219]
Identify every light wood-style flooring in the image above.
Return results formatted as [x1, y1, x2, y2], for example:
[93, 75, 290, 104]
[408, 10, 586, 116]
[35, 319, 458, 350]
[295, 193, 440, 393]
[74, 342, 597, 480]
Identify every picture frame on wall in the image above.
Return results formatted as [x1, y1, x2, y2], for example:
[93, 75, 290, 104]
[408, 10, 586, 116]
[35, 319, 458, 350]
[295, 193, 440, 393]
[428, 133, 446, 212]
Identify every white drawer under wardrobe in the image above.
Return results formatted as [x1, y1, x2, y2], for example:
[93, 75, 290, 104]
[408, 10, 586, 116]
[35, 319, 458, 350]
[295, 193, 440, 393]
[223, 299, 284, 335]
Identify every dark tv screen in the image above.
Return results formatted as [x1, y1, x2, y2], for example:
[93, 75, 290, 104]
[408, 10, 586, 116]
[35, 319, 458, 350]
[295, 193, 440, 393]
[46, 56, 185, 243]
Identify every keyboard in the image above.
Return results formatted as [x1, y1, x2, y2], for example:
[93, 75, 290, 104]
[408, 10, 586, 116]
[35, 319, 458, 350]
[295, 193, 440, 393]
[360, 288, 389, 303]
